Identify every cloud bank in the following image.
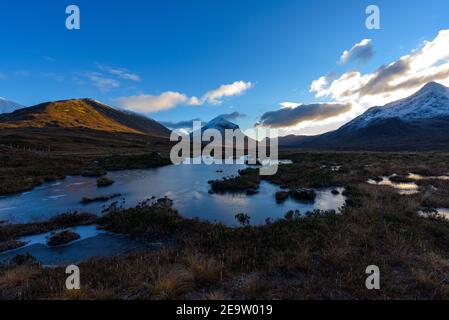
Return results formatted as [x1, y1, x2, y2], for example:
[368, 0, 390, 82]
[311, 29, 449, 108]
[257, 102, 352, 128]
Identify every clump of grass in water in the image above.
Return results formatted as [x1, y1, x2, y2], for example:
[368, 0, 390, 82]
[235, 213, 251, 227]
[47, 230, 80, 247]
[96, 176, 115, 187]
[81, 193, 122, 204]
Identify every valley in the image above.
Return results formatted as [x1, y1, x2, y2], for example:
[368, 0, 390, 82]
[1, 85, 449, 300]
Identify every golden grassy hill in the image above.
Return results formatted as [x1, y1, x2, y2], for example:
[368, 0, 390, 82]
[0, 98, 171, 137]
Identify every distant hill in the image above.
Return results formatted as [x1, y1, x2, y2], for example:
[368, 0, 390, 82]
[0, 98, 170, 138]
[278, 82, 449, 151]
[0, 98, 24, 114]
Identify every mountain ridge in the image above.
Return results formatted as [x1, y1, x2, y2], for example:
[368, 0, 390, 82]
[0, 98, 171, 138]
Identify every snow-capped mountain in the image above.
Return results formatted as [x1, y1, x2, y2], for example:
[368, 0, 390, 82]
[279, 82, 449, 151]
[190, 116, 241, 137]
[0, 98, 24, 114]
[189, 116, 254, 147]
[346, 82, 449, 130]
[201, 116, 240, 133]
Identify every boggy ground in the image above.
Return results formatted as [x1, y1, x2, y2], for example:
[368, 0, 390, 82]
[1, 152, 449, 300]
[0, 129, 173, 195]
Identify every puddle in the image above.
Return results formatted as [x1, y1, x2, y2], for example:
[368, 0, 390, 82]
[418, 208, 449, 220]
[320, 165, 342, 171]
[14, 225, 106, 249]
[367, 176, 419, 195]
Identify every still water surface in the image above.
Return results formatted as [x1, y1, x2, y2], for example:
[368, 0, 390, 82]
[0, 163, 346, 226]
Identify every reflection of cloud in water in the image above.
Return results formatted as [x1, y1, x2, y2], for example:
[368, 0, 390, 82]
[212, 194, 250, 206]
[164, 191, 176, 199]
[47, 195, 67, 200]
[408, 173, 449, 181]
[193, 192, 203, 200]
[0, 207, 17, 212]
[314, 188, 345, 211]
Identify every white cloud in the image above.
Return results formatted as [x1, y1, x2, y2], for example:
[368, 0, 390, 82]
[82, 72, 120, 92]
[117, 80, 253, 113]
[339, 39, 373, 65]
[13, 70, 31, 77]
[202, 81, 253, 104]
[97, 64, 141, 82]
[117, 92, 200, 113]
[279, 102, 300, 109]
[42, 72, 65, 82]
[310, 73, 337, 97]
[311, 30, 449, 109]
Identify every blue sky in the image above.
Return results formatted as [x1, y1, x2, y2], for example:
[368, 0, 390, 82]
[1, 0, 449, 135]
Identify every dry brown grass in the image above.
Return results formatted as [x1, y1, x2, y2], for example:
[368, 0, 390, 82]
[184, 252, 223, 285]
[152, 265, 194, 300]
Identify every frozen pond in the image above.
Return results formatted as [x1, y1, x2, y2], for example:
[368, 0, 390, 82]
[0, 225, 145, 266]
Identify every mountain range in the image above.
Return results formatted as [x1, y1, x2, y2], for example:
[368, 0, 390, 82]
[278, 82, 449, 151]
[1, 81, 449, 152]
